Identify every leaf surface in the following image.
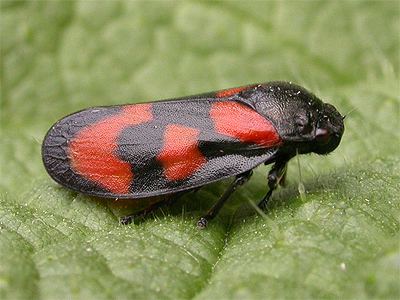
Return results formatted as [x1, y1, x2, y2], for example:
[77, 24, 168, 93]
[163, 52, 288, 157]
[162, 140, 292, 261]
[1, 1, 399, 299]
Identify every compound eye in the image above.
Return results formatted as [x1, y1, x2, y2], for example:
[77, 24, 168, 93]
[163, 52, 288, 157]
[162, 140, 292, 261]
[295, 115, 311, 134]
[315, 128, 330, 144]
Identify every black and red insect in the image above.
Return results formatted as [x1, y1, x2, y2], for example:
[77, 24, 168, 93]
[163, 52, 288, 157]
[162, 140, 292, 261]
[42, 82, 344, 228]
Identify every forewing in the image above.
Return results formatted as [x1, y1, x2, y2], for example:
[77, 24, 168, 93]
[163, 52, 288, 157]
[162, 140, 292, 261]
[42, 89, 281, 198]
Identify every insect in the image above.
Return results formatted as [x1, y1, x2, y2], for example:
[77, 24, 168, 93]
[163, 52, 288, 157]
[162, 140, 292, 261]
[42, 82, 344, 228]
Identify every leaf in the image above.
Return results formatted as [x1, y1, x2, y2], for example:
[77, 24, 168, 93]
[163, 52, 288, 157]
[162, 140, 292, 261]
[1, 1, 399, 299]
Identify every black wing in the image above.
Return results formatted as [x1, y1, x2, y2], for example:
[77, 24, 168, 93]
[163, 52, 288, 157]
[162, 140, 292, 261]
[42, 88, 281, 198]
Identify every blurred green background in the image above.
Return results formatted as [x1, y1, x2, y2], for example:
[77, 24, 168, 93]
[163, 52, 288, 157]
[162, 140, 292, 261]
[1, 1, 399, 299]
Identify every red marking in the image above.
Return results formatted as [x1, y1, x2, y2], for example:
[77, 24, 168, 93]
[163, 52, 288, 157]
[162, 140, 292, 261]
[210, 101, 281, 147]
[158, 124, 206, 181]
[216, 86, 253, 98]
[69, 104, 153, 194]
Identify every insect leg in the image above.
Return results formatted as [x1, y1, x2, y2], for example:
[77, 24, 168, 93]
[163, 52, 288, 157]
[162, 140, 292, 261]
[120, 201, 166, 225]
[258, 160, 288, 210]
[120, 191, 187, 225]
[197, 170, 253, 229]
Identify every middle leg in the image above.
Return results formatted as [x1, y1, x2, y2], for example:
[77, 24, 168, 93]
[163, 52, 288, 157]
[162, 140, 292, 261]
[197, 170, 253, 229]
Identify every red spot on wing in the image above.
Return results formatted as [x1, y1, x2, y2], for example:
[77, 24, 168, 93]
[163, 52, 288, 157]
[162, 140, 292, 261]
[216, 85, 253, 98]
[158, 124, 206, 181]
[210, 101, 281, 147]
[69, 104, 153, 194]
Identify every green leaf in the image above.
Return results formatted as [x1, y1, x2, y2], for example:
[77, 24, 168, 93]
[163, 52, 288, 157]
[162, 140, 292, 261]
[1, 1, 399, 299]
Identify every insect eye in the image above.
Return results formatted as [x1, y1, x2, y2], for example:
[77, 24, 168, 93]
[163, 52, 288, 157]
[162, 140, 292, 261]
[322, 115, 330, 123]
[295, 116, 310, 134]
[315, 128, 330, 144]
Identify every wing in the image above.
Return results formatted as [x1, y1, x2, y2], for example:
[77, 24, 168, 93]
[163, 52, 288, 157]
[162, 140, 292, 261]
[42, 87, 282, 198]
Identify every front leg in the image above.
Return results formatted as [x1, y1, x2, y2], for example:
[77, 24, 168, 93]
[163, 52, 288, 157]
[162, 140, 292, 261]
[258, 159, 289, 209]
